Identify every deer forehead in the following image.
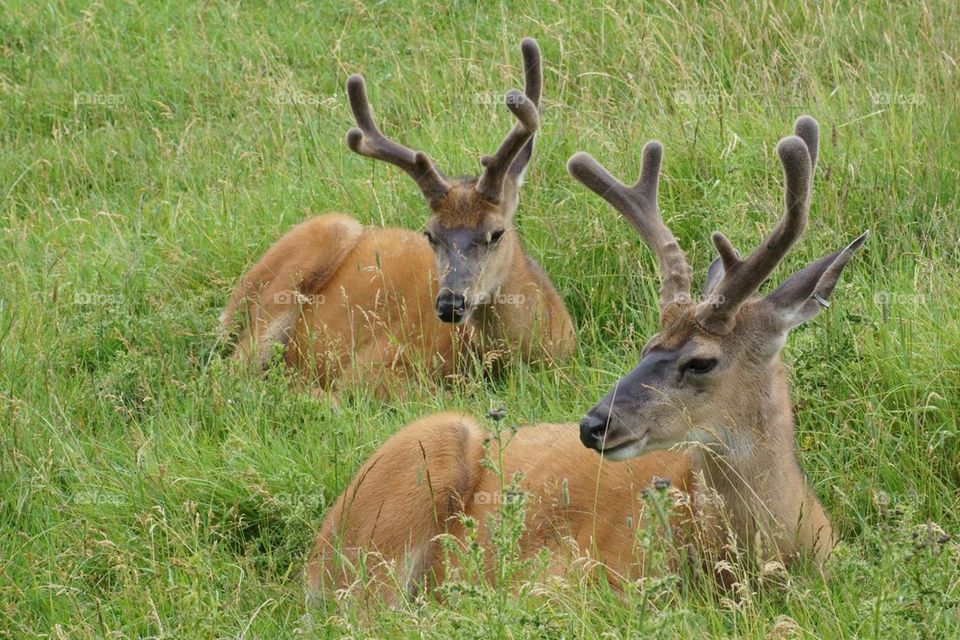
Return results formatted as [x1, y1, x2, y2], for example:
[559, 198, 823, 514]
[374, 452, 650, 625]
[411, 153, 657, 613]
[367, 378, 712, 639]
[646, 309, 756, 362]
[648, 310, 707, 350]
[655, 301, 780, 348]
[429, 185, 507, 229]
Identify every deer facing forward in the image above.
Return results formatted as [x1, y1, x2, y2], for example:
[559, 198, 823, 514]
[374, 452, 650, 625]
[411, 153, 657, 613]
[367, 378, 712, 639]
[307, 115, 867, 603]
[221, 39, 574, 396]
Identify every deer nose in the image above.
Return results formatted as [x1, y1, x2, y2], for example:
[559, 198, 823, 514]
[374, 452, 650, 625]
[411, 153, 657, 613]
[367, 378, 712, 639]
[579, 412, 608, 449]
[436, 291, 467, 324]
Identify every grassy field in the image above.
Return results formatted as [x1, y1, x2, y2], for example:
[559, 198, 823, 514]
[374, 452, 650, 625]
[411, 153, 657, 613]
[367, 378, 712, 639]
[2, 0, 958, 637]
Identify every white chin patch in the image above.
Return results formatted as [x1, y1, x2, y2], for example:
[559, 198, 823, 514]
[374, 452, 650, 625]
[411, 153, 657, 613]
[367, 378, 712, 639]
[601, 434, 650, 461]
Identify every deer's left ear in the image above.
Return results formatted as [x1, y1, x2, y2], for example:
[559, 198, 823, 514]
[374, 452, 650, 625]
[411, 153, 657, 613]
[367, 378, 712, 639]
[764, 231, 869, 330]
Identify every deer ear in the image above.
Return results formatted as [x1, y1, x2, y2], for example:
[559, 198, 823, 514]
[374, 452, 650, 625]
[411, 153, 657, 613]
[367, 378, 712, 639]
[764, 231, 868, 330]
[702, 257, 725, 299]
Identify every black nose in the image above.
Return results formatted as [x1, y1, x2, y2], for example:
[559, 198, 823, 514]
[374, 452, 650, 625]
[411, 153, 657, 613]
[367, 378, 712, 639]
[579, 412, 608, 449]
[436, 291, 467, 323]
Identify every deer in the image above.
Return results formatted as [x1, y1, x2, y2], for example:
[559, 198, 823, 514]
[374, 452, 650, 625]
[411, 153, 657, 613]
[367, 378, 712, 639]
[306, 115, 868, 604]
[220, 38, 574, 396]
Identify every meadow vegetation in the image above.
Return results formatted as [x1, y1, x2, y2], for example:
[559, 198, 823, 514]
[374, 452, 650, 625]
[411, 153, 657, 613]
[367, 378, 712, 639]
[1, 1, 958, 637]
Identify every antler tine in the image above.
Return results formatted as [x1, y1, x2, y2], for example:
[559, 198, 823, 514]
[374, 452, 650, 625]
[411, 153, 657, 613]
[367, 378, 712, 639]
[519, 37, 542, 108]
[794, 115, 819, 169]
[475, 89, 539, 203]
[507, 37, 543, 179]
[345, 75, 451, 203]
[695, 116, 819, 334]
[568, 142, 693, 321]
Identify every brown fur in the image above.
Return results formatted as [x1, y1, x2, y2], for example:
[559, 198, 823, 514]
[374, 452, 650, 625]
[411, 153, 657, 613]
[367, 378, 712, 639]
[307, 412, 487, 603]
[220, 38, 574, 395]
[432, 187, 492, 228]
[306, 115, 864, 605]
[220, 215, 364, 368]
[221, 202, 574, 395]
[306, 413, 695, 602]
[626, 302, 835, 566]
[304, 304, 835, 604]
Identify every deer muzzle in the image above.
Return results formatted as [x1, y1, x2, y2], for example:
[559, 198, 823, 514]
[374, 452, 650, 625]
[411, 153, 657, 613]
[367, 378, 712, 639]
[435, 289, 467, 324]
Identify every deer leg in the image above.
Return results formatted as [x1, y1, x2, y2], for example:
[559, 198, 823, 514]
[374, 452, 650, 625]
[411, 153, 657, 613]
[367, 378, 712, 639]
[306, 412, 486, 606]
[220, 214, 364, 368]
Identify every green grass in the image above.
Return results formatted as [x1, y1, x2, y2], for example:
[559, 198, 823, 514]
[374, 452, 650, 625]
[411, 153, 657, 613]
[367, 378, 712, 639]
[2, 0, 958, 637]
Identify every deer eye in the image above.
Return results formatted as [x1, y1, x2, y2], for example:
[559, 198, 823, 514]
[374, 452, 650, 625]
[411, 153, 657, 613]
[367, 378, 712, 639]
[681, 358, 717, 375]
[488, 229, 506, 244]
[423, 230, 438, 246]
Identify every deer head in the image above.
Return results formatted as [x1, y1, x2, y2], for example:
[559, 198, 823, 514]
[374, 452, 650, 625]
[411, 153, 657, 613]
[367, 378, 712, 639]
[346, 38, 542, 324]
[570, 117, 867, 461]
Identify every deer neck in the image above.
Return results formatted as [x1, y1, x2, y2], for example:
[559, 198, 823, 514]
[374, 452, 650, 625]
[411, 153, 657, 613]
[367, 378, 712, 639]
[690, 360, 812, 560]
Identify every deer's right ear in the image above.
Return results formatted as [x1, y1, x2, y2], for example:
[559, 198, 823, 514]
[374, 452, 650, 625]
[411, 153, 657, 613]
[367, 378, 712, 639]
[764, 231, 869, 330]
[702, 257, 726, 299]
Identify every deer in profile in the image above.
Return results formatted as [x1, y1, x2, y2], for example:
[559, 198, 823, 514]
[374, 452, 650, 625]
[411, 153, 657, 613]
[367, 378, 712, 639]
[307, 115, 868, 602]
[220, 39, 574, 396]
